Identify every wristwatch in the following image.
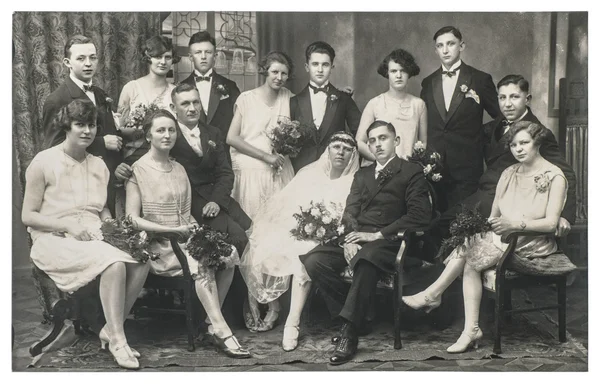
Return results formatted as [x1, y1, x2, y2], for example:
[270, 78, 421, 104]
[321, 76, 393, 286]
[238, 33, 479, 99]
[519, 221, 527, 230]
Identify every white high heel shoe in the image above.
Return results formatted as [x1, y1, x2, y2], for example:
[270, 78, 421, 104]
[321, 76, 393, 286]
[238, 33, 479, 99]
[447, 327, 483, 353]
[108, 342, 140, 370]
[282, 325, 300, 352]
[99, 326, 141, 358]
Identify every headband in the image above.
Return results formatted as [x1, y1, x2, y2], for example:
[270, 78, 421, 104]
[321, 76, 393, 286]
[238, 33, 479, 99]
[328, 131, 357, 148]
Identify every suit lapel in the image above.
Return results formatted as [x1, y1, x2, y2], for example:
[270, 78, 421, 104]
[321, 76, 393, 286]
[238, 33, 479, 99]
[65, 76, 88, 101]
[297, 87, 314, 125]
[207, 73, 223, 124]
[364, 157, 403, 208]
[445, 64, 472, 122]
[317, 85, 339, 144]
[431, 69, 447, 122]
[198, 122, 210, 165]
[486, 118, 507, 163]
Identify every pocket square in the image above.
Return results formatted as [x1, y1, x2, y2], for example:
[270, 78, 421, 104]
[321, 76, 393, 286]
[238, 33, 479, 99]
[219, 94, 230, 100]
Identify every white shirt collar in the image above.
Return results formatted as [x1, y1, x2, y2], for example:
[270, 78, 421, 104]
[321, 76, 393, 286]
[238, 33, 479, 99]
[309, 80, 329, 89]
[194, 68, 214, 78]
[179, 122, 200, 135]
[375, 156, 396, 172]
[70, 72, 92, 91]
[442, 59, 462, 72]
[508, 109, 529, 124]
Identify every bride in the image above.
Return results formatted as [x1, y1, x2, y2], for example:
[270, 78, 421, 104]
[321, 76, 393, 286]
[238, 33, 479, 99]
[239, 131, 360, 351]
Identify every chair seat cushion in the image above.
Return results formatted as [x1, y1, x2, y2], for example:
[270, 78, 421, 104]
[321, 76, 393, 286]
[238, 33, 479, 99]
[507, 252, 577, 276]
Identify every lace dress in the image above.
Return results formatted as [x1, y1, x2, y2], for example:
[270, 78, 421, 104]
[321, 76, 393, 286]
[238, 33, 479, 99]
[27, 146, 138, 293]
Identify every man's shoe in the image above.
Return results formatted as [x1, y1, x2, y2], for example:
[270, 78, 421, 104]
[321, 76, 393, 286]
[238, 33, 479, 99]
[329, 335, 358, 365]
[331, 322, 372, 344]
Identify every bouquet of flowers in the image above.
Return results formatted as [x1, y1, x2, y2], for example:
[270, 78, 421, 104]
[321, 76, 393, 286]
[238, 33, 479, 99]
[438, 203, 492, 258]
[290, 201, 346, 245]
[267, 116, 317, 158]
[122, 102, 160, 139]
[101, 216, 159, 263]
[407, 141, 443, 183]
[185, 225, 234, 272]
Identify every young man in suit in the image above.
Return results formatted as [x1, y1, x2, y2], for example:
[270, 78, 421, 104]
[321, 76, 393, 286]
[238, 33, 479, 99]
[420, 26, 501, 213]
[42, 35, 123, 215]
[290, 41, 362, 172]
[181, 31, 240, 161]
[301, 121, 431, 365]
[437, 74, 576, 242]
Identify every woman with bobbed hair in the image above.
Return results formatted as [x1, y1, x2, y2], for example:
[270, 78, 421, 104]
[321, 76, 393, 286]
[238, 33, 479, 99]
[22, 99, 149, 369]
[226, 51, 296, 331]
[355, 48, 427, 164]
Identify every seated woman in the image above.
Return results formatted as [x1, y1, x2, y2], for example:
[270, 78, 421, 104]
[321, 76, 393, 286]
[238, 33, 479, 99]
[125, 109, 250, 359]
[355, 48, 426, 164]
[22, 99, 149, 370]
[240, 132, 360, 351]
[403, 121, 577, 353]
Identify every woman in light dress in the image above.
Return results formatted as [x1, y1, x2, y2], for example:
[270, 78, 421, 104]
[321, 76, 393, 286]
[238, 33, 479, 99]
[356, 48, 427, 164]
[403, 121, 577, 353]
[125, 109, 250, 358]
[22, 99, 148, 369]
[226, 51, 296, 330]
[240, 132, 360, 350]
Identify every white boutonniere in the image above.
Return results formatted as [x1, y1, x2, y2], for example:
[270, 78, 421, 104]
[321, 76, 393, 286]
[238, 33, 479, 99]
[215, 83, 229, 100]
[329, 94, 339, 102]
[208, 140, 217, 149]
[460, 84, 480, 104]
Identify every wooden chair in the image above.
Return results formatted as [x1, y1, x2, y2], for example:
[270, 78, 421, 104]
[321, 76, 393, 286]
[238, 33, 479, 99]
[483, 231, 573, 354]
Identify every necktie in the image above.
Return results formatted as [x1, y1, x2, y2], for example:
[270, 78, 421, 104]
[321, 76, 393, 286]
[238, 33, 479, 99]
[83, 84, 94, 92]
[195, 74, 212, 82]
[309, 84, 328, 94]
[442, 65, 461, 78]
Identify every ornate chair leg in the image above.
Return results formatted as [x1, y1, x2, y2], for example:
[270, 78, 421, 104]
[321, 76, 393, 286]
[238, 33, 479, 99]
[29, 298, 70, 357]
[184, 280, 196, 352]
[493, 288, 504, 354]
[557, 277, 567, 342]
[503, 289, 513, 324]
[393, 273, 403, 349]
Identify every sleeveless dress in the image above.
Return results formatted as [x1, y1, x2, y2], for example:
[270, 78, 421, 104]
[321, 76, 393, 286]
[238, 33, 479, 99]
[361, 93, 426, 164]
[230, 87, 295, 218]
[128, 155, 238, 279]
[444, 161, 577, 275]
[27, 146, 138, 294]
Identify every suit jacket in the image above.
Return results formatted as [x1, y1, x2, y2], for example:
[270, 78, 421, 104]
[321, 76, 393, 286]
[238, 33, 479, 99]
[170, 121, 235, 211]
[479, 109, 577, 224]
[344, 156, 431, 240]
[290, 84, 361, 172]
[181, 71, 241, 139]
[420, 63, 501, 182]
[42, 76, 122, 173]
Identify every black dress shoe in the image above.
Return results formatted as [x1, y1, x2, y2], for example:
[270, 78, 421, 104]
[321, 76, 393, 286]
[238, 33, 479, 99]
[331, 322, 372, 344]
[329, 335, 358, 365]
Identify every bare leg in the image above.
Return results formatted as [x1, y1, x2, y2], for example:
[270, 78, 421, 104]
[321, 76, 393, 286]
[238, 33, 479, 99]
[123, 263, 150, 318]
[195, 271, 232, 338]
[285, 278, 311, 327]
[99, 262, 127, 346]
[206, 266, 234, 329]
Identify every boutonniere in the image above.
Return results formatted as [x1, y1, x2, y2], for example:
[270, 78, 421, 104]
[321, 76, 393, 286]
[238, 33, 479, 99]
[533, 171, 552, 193]
[460, 84, 480, 104]
[208, 140, 217, 149]
[377, 168, 394, 186]
[329, 93, 339, 102]
[214, 83, 229, 100]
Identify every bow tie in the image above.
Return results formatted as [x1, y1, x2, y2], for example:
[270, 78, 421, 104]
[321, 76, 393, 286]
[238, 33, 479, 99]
[442, 66, 461, 78]
[501, 119, 512, 127]
[309, 84, 328, 95]
[195, 74, 212, 82]
[83, 84, 94, 92]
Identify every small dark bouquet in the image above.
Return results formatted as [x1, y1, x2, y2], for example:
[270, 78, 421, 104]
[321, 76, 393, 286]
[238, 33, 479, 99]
[438, 203, 492, 258]
[185, 225, 234, 272]
[290, 201, 346, 245]
[122, 103, 160, 139]
[267, 116, 317, 158]
[100, 216, 160, 263]
[407, 141, 443, 183]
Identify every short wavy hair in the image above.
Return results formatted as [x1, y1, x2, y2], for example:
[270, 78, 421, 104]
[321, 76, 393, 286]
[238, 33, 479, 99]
[141, 108, 179, 135]
[497, 74, 529, 93]
[366, 120, 396, 137]
[377, 49, 420, 79]
[142, 35, 180, 64]
[43, 99, 97, 149]
[171, 82, 199, 103]
[188, 30, 216, 48]
[258, 51, 294, 78]
[505, 121, 551, 149]
[305, 41, 335, 63]
[64, 35, 95, 59]
[433, 26, 463, 41]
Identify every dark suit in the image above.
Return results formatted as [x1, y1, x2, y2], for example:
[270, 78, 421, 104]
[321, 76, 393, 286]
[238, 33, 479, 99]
[42, 76, 123, 214]
[289, 84, 361, 172]
[437, 108, 578, 238]
[181, 71, 240, 162]
[420, 63, 501, 212]
[301, 157, 431, 327]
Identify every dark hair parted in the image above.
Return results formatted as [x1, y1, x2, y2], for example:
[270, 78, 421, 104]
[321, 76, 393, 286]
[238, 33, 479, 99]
[505, 121, 551, 150]
[366, 120, 397, 137]
[188, 30, 216, 48]
[258, 51, 294, 77]
[142, 108, 179, 135]
[171, 82, 199, 102]
[433, 26, 463, 41]
[305, 41, 336, 63]
[377, 49, 420, 79]
[142, 35, 180, 64]
[497, 74, 530, 93]
[64, 35, 94, 58]
[43, 99, 97, 149]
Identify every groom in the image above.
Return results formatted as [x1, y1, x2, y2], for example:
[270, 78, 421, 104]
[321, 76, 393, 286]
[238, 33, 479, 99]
[290, 41, 361, 172]
[301, 120, 431, 365]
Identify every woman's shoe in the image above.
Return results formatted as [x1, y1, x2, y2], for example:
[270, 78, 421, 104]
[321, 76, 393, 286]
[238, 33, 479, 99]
[256, 309, 279, 332]
[282, 325, 300, 352]
[99, 327, 141, 358]
[447, 327, 484, 353]
[402, 292, 441, 313]
[212, 334, 251, 359]
[108, 343, 140, 370]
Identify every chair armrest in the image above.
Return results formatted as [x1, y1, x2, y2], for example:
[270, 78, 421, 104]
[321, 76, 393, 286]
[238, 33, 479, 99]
[156, 231, 194, 281]
[394, 229, 414, 271]
[495, 230, 554, 286]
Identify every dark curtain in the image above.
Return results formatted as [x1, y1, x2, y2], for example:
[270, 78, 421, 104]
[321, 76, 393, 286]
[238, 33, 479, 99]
[12, 12, 161, 188]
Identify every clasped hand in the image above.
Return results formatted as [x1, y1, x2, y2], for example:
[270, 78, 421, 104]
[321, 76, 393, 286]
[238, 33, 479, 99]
[344, 231, 383, 244]
[104, 134, 123, 151]
[264, 153, 285, 169]
[115, 163, 133, 182]
[175, 224, 198, 238]
[488, 217, 516, 235]
[202, 202, 220, 218]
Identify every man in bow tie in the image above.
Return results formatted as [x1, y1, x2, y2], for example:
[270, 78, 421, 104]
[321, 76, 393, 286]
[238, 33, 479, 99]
[42, 34, 123, 215]
[301, 121, 431, 365]
[435, 74, 577, 244]
[290, 41, 361, 172]
[420, 26, 501, 214]
[181, 31, 240, 163]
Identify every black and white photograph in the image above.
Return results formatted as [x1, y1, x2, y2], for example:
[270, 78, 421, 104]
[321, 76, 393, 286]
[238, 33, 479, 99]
[8, 3, 591, 375]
